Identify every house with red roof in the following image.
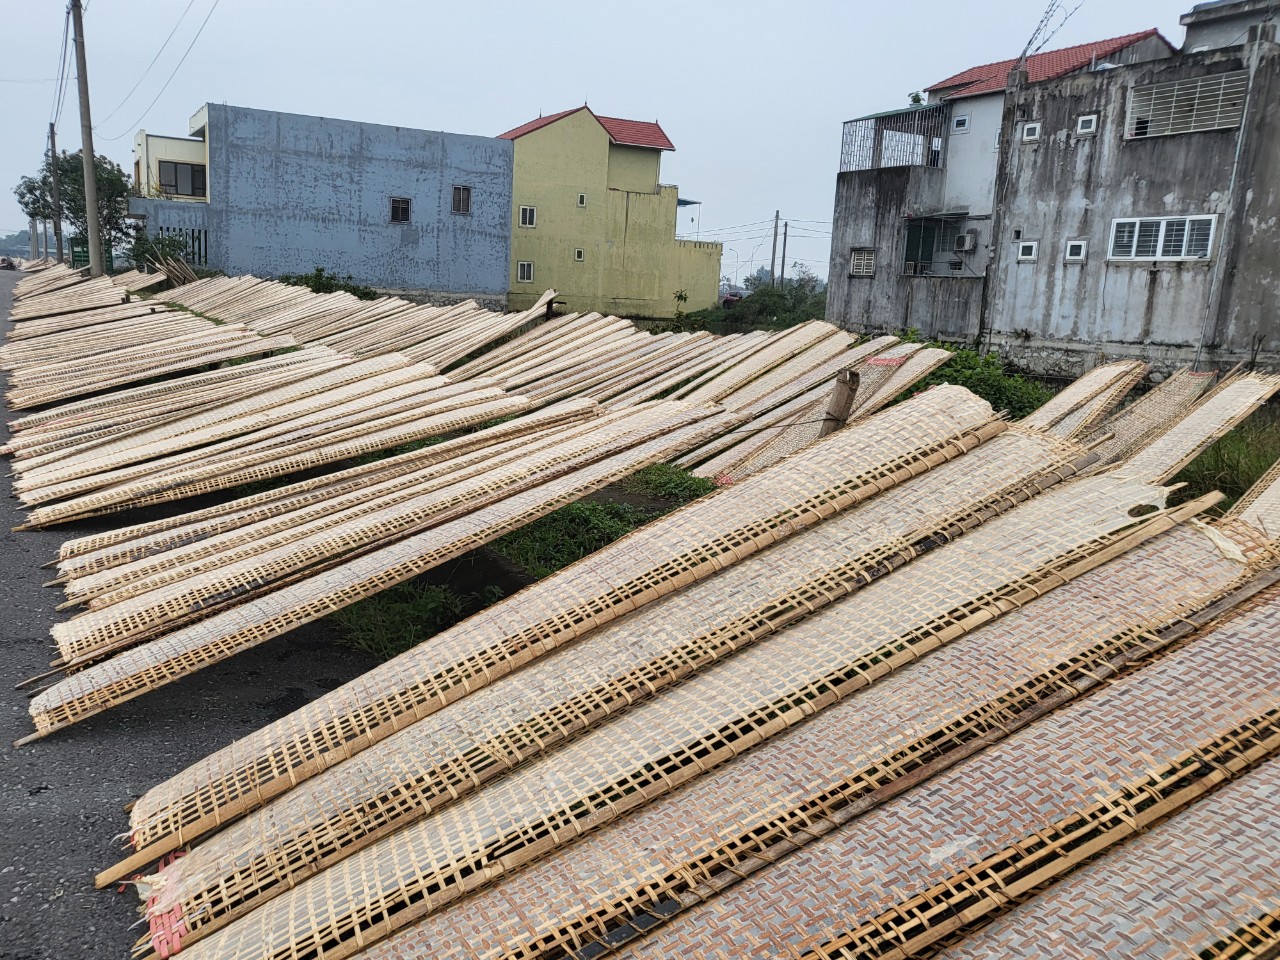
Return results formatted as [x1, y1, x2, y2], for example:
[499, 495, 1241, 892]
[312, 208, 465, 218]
[497, 105, 721, 317]
[826, 2, 1280, 374]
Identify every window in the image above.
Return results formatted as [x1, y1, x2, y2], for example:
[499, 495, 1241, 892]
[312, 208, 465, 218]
[1021, 122, 1042, 143]
[574, 248, 584, 262]
[517, 261, 534, 283]
[1126, 71, 1247, 138]
[390, 197, 411, 223]
[1065, 239, 1088, 262]
[158, 160, 206, 198]
[952, 114, 970, 134]
[452, 185, 472, 215]
[519, 205, 536, 228]
[1017, 241, 1038, 262]
[1109, 216, 1215, 260]
[849, 248, 874, 277]
[1076, 114, 1099, 136]
[577, 193, 587, 207]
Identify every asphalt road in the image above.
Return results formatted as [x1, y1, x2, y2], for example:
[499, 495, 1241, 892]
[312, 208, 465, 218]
[0, 269, 376, 960]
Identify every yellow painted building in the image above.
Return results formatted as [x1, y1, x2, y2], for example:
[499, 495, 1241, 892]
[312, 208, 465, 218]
[133, 106, 211, 201]
[498, 106, 722, 318]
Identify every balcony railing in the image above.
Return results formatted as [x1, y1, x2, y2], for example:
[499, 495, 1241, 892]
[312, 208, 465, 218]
[840, 103, 950, 172]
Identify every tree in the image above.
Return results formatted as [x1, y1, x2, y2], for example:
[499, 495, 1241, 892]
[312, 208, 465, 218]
[14, 150, 133, 248]
[742, 265, 773, 292]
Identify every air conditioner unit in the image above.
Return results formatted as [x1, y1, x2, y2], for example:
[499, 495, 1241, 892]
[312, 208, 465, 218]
[953, 230, 978, 253]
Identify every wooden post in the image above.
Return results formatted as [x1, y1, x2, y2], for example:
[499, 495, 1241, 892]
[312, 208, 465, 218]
[819, 368, 859, 437]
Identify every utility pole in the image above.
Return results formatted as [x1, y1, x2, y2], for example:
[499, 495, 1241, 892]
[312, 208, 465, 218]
[769, 210, 779, 287]
[70, 0, 104, 276]
[48, 122, 64, 263]
[28, 218, 38, 260]
[779, 221, 788, 288]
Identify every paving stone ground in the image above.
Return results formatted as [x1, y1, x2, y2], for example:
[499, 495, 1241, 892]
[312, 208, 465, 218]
[0, 269, 376, 960]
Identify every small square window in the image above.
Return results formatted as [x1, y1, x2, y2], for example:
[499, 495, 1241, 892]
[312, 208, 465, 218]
[452, 185, 471, 215]
[517, 261, 534, 283]
[1022, 122, 1042, 143]
[949, 260, 964, 272]
[952, 114, 971, 134]
[519, 205, 536, 228]
[577, 193, 587, 207]
[1076, 114, 1099, 136]
[1013, 229, 1023, 241]
[574, 248, 584, 262]
[390, 197, 411, 223]
[1065, 240, 1088, 262]
[849, 248, 874, 277]
[1017, 241, 1038, 262]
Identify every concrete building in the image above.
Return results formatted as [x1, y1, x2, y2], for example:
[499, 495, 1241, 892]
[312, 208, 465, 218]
[497, 106, 722, 318]
[826, 3, 1280, 374]
[130, 104, 513, 303]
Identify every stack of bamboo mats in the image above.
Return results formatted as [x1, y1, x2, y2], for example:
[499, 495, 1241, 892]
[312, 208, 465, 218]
[101, 378, 1280, 960]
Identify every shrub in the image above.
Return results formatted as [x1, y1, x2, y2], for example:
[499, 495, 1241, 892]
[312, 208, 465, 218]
[278, 266, 378, 300]
[904, 349, 1054, 420]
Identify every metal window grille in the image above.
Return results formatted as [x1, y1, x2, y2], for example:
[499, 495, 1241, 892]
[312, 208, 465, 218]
[1109, 216, 1216, 260]
[517, 261, 534, 282]
[157, 225, 208, 266]
[390, 197, 411, 223]
[452, 185, 472, 215]
[520, 205, 536, 227]
[1126, 71, 1248, 138]
[840, 104, 949, 172]
[849, 249, 874, 276]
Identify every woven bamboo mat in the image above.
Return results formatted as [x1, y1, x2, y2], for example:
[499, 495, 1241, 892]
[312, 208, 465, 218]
[1229, 457, 1280, 542]
[135, 428, 1091, 944]
[117, 387, 999, 860]
[1082, 368, 1217, 468]
[348, 520, 1263, 960]
[930, 754, 1280, 960]
[1042, 361, 1145, 440]
[26, 405, 734, 740]
[1118, 373, 1280, 483]
[140, 474, 1202, 960]
[1019, 360, 1147, 432]
[609, 590, 1280, 960]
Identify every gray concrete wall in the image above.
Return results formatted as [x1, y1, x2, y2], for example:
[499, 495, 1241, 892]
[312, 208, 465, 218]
[132, 104, 513, 297]
[983, 43, 1279, 374]
[941, 93, 1004, 216]
[1183, 0, 1274, 51]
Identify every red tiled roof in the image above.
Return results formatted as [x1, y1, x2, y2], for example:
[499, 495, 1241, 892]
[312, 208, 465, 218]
[925, 29, 1171, 100]
[594, 114, 675, 151]
[497, 106, 675, 150]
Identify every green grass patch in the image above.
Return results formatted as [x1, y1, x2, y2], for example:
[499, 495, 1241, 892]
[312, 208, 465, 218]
[491, 501, 657, 580]
[898, 348, 1054, 420]
[331, 580, 504, 660]
[1173, 407, 1280, 511]
[620, 463, 717, 505]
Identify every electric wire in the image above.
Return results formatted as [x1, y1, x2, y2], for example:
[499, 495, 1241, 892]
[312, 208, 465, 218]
[95, 0, 200, 127]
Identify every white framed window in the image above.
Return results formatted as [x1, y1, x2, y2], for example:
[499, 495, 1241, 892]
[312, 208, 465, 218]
[1022, 122, 1042, 143]
[1076, 114, 1099, 136]
[1065, 239, 1088, 262]
[516, 261, 534, 283]
[389, 197, 411, 224]
[1017, 241, 1038, 262]
[849, 248, 874, 277]
[574, 248, 584, 262]
[1126, 71, 1247, 139]
[1109, 215, 1216, 261]
[451, 185, 472, 215]
[952, 114, 971, 134]
[577, 193, 587, 207]
[519, 205, 537, 228]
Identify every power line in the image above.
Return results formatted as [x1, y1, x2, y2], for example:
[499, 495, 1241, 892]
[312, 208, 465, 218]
[0, 77, 60, 83]
[95, 0, 222, 142]
[96, 0, 200, 127]
[48, 8, 71, 127]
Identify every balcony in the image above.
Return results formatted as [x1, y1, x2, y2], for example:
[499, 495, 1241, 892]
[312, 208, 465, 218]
[839, 103, 950, 173]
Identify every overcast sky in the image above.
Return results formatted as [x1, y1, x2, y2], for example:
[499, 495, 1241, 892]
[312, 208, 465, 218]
[3, 0, 1196, 280]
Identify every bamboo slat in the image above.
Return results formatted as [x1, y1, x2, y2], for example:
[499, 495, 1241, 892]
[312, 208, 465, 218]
[1019, 360, 1147, 431]
[1081, 368, 1216, 467]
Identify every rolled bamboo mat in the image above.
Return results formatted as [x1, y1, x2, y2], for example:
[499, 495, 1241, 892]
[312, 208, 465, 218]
[141, 474, 1204, 960]
[26, 404, 734, 741]
[612, 591, 1280, 960]
[136, 428, 1093, 943]
[1081, 367, 1217, 468]
[1019, 359, 1147, 432]
[349, 519, 1266, 960]
[53, 400, 601, 574]
[116, 386, 1001, 861]
[929, 753, 1280, 960]
[1117, 373, 1280, 483]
